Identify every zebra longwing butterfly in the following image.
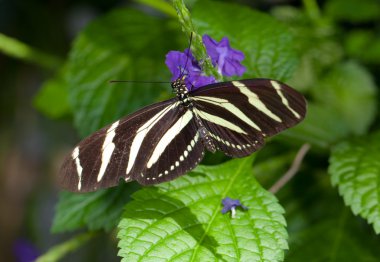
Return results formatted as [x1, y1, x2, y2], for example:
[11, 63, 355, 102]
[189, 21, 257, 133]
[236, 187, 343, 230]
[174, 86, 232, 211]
[60, 77, 306, 192]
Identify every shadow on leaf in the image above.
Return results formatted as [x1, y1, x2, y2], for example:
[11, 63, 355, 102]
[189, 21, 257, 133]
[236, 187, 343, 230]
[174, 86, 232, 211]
[122, 189, 226, 261]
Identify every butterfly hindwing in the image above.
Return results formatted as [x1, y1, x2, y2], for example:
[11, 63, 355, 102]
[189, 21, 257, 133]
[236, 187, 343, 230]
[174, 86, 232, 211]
[132, 110, 205, 185]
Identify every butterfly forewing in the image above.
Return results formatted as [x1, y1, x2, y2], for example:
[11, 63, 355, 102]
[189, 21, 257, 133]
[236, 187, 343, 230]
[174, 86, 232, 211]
[191, 79, 306, 157]
[191, 97, 264, 157]
[60, 99, 176, 192]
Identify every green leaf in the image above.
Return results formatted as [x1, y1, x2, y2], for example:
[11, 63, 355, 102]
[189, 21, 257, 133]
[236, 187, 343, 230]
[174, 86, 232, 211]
[287, 207, 380, 261]
[328, 132, 380, 234]
[345, 30, 380, 64]
[312, 61, 378, 135]
[52, 182, 140, 233]
[287, 40, 343, 92]
[192, 1, 298, 81]
[66, 8, 180, 137]
[34, 67, 71, 118]
[279, 164, 380, 261]
[325, 0, 380, 23]
[135, 0, 177, 17]
[278, 102, 351, 149]
[118, 156, 288, 261]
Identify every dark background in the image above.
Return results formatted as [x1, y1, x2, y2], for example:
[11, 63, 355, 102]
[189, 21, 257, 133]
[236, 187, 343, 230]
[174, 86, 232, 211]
[1, 1, 124, 261]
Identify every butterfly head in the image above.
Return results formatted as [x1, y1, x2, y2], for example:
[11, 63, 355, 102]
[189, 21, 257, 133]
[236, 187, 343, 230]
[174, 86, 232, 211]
[171, 75, 188, 93]
[172, 76, 192, 106]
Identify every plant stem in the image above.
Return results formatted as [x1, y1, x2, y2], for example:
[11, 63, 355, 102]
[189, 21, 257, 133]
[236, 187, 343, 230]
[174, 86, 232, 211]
[36, 231, 97, 262]
[269, 144, 311, 194]
[135, 0, 177, 18]
[171, 0, 221, 80]
[0, 33, 62, 70]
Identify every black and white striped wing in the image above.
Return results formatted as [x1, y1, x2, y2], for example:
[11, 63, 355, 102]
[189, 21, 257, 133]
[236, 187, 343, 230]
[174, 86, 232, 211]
[128, 107, 205, 186]
[60, 99, 204, 192]
[60, 78, 306, 192]
[191, 79, 306, 157]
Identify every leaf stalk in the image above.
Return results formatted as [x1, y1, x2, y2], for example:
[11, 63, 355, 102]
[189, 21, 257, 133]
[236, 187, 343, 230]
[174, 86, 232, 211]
[171, 0, 222, 81]
[0, 33, 62, 70]
[36, 231, 97, 262]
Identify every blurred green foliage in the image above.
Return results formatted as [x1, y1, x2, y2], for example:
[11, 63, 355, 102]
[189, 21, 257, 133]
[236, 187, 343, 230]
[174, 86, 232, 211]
[2, 0, 379, 260]
[329, 132, 380, 234]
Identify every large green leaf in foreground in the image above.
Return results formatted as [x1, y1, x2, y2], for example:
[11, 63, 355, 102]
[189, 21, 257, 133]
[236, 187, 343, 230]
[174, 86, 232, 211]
[118, 157, 287, 261]
[329, 132, 380, 234]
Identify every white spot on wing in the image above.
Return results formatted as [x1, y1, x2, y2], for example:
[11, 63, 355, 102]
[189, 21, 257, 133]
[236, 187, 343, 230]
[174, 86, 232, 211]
[161, 132, 200, 178]
[97, 120, 119, 182]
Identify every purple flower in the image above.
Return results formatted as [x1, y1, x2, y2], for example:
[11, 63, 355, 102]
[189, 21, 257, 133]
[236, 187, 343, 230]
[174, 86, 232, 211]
[13, 239, 40, 262]
[221, 197, 248, 218]
[165, 49, 216, 90]
[203, 35, 246, 77]
[165, 35, 246, 90]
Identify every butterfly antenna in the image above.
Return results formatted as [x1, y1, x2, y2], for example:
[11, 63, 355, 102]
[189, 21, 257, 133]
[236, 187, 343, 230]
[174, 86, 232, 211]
[179, 32, 194, 80]
[109, 80, 171, 84]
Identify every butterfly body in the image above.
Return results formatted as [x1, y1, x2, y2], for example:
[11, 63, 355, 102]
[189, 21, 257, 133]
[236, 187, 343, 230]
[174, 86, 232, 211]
[60, 78, 306, 192]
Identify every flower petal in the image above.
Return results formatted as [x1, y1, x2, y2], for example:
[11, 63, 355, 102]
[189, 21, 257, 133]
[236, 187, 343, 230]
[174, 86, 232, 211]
[165, 51, 189, 81]
[221, 197, 248, 215]
[165, 48, 216, 90]
[202, 34, 246, 77]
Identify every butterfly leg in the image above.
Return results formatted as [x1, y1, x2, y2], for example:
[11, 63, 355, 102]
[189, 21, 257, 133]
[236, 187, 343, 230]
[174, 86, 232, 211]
[191, 110, 217, 153]
[198, 126, 216, 153]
